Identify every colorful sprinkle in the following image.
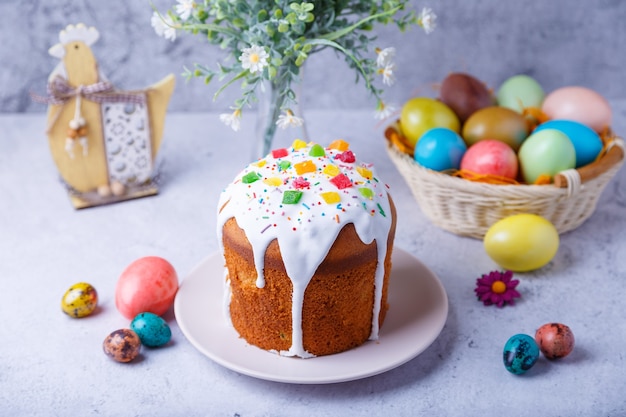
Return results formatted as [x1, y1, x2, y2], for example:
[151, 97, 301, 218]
[377, 203, 386, 217]
[261, 224, 271, 233]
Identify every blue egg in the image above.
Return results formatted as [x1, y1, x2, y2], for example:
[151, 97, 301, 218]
[130, 312, 172, 347]
[503, 334, 540, 375]
[533, 119, 603, 167]
[413, 127, 467, 171]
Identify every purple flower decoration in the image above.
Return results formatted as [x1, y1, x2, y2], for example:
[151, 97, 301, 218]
[475, 270, 520, 307]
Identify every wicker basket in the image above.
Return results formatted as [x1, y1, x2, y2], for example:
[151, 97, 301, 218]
[385, 125, 625, 239]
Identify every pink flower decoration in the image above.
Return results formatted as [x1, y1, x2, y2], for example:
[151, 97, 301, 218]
[474, 270, 520, 308]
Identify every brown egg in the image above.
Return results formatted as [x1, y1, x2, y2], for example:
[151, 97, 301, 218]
[462, 106, 530, 151]
[103, 329, 141, 363]
[439, 73, 494, 123]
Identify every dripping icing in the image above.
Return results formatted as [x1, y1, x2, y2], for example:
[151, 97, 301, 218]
[217, 141, 392, 357]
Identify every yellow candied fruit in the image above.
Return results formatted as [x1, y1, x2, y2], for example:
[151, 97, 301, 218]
[323, 165, 340, 177]
[320, 191, 341, 204]
[263, 177, 283, 186]
[292, 139, 307, 150]
[328, 139, 350, 151]
[253, 159, 267, 167]
[356, 166, 372, 180]
[294, 160, 317, 175]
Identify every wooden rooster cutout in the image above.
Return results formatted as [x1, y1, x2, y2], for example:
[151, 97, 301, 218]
[45, 23, 175, 208]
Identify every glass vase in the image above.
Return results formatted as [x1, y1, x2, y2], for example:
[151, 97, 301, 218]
[253, 73, 308, 161]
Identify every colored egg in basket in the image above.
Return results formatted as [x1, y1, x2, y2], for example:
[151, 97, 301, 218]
[385, 72, 624, 238]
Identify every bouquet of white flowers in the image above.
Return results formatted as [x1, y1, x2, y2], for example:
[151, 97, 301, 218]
[152, 0, 436, 155]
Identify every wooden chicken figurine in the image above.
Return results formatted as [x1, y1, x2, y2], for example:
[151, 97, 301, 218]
[43, 23, 175, 208]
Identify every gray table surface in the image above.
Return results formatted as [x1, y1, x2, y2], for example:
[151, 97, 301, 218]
[1, 104, 625, 416]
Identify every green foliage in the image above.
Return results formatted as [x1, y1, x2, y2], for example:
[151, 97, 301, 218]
[164, 0, 426, 114]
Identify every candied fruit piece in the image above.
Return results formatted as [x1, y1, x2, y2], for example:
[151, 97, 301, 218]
[330, 173, 352, 189]
[356, 166, 372, 180]
[263, 177, 283, 186]
[278, 161, 292, 171]
[292, 139, 307, 150]
[358, 187, 374, 200]
[242, 171, 262, 184]
[323, 165, 340, 177]
[292, 177, 310, 189]
[294, 160, 316, 175]
[282, 190, 303, 204]
[309, 144, 326, 157]
[320, 192, 341, 204]
[253, 159, 267, 167]
[335, 150, 356, 163]
[328, 139, 350, 151]
[272, 148, 289, 158]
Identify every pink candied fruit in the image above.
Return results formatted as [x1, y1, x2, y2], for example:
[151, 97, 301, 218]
[272, 148, 289, 158]
[335, 150, 356, 163]
[330, 173, 353, 189]
[292, 177, 310, 189]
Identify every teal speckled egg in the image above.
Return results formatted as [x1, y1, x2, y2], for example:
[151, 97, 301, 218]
[130, 312, 172, 347]
[503, 334, 540, 375]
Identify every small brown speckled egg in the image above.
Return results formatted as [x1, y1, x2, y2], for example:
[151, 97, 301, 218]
[535, 323, 575, 360]
[103, 329, 141, 363]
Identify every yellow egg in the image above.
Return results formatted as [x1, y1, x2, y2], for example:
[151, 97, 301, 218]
[484, 214, 559, 272]
[61, 282, 98, 318]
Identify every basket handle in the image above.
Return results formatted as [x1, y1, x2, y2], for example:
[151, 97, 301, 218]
[554, 138, 625, 188]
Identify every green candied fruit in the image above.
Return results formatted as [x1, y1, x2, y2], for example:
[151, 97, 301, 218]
[358, 187, 374, 200]
[282, 190, 303, 204]
[309, 144, 325, 157]
[242, 171, 261, 184]
[278, 160, 292, 171]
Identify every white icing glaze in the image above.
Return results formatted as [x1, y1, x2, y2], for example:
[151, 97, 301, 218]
[217, 141, 392, 357]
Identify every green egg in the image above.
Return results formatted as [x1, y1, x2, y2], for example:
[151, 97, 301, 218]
[497, 75, 545, 113]
[518, 129, 576, 184]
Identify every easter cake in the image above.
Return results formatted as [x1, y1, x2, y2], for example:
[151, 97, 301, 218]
[217, 140, 397, 357]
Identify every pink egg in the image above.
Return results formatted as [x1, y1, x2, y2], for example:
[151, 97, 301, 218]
[460, 139, 519, 179]
[535, 323, 575, 360]
[542, 86, 611, 133]
[115, 256, 179, 319]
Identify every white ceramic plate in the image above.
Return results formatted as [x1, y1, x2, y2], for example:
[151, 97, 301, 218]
[174, 248, 448, 384]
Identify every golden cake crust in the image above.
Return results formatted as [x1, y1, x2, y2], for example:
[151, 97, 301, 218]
[222, 195, 397, 356]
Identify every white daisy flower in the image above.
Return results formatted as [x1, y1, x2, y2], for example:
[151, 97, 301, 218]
[151, 12, 177, 41]
[378, 63, 396, 86]
[220, 110, 242, 132]
[175, 0, 195, 21]
[376, 47, 396, 68]
[418, 7, 437, 34]
[276, 110, 304, 129]
[239, 45, 269, 74]
[375, 101, 397, 121]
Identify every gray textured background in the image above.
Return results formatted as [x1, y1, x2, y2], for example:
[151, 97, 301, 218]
[2, 0, 625, 114]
